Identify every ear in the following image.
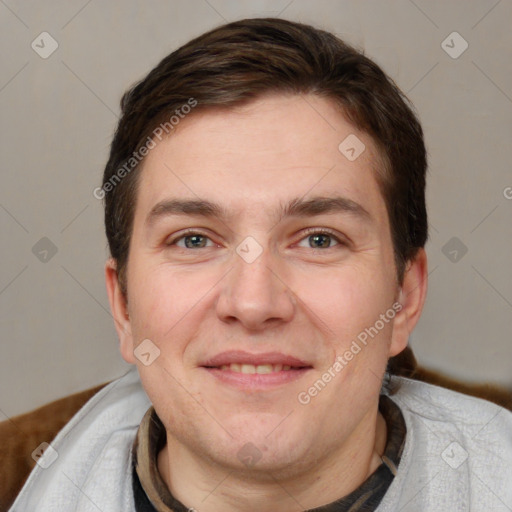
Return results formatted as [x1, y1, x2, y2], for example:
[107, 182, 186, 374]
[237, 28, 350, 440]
[389, 248, 428, 357]
[105, 258, 135, 364]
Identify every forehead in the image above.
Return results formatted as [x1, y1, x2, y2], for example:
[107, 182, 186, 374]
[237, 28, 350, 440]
[134, 93, 388, 230]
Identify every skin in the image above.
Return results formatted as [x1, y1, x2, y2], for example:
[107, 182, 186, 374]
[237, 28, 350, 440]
[106, 93, 428, 511]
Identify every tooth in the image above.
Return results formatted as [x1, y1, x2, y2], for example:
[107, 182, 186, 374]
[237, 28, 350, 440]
[256, 364, 274, 374]
[219, 363, 293, 373]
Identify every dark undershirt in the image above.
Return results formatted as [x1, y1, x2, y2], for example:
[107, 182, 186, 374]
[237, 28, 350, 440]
[132, 395, 406, 512]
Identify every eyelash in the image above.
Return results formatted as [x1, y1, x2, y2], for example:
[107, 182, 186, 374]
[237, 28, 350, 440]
[166, 227, 347, 250]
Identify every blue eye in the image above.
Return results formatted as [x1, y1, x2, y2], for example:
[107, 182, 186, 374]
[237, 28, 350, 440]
[166, 228, 346, 251]
[174, 233, 214, 248]
[297, 229, 344, 249]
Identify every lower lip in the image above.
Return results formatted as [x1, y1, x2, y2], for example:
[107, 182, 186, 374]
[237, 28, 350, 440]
[201, 367, 312, 390]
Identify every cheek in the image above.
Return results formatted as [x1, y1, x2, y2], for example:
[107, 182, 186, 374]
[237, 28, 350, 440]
[296, 262, 395, 354]
[129, 264, 196, 334]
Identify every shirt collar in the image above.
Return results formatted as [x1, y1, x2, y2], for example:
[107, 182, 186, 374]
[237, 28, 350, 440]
[132, 394, 406, 512]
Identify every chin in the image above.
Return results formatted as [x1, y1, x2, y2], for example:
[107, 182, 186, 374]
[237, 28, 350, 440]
[202, 422, 312, 472]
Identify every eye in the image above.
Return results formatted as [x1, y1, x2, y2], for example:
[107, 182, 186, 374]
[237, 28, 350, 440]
[296, 228, 345, 249]
[167, 231, 216, 249]
[165, 228, 346, 251]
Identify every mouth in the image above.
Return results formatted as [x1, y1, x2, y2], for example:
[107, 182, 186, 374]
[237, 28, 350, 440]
[200, 350, 313, 389]
[211, 363, 302, 373]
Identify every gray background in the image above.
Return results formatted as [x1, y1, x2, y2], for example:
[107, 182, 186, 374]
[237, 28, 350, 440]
[1, 0, 511, 418]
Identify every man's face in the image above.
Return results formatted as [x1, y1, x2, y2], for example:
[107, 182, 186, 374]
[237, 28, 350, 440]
[114, 94, 408, 474]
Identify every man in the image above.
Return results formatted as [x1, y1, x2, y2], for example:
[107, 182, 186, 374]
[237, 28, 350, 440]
[10, 17, 512, 512]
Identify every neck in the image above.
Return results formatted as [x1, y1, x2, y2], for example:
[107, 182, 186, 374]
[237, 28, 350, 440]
[157, 408, 387, 512]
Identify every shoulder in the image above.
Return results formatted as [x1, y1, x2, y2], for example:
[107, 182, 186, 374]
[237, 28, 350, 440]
[389, 375, 512, 436]
[8, 366, 151, 512]
[376, 376, 512, 511]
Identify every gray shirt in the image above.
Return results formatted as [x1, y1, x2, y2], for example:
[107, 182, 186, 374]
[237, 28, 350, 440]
[9, 366, 512, 511]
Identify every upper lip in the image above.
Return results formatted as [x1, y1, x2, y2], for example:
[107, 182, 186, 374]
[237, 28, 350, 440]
[201, 350, 311, 368]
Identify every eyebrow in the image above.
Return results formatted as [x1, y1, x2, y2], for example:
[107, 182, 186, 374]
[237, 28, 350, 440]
[145, 196, 373, 227]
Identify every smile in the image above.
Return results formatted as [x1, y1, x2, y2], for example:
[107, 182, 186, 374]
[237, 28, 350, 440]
[200, 350, 313, 389]
[218, 363, 296, 373]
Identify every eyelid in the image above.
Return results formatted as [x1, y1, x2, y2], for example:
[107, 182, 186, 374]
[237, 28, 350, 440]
[165, 228, 217, 247]
[165, 227, 348, 249]
[296, 227, 348, 247]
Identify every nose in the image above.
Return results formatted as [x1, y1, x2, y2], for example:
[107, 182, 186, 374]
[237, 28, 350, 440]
[215, 242, 295, 331]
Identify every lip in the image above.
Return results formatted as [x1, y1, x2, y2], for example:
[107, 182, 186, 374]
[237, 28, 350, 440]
[201, 366, 312, 390]
[201, 350, 311, 368]
[200, 350, 313, 391]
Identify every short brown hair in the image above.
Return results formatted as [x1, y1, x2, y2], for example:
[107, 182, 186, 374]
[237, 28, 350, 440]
[102, 17, 428, 296]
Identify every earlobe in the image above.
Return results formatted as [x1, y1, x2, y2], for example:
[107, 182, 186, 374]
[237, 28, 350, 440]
[104, 258, 136, 364]
[389, 248, 428, 357]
